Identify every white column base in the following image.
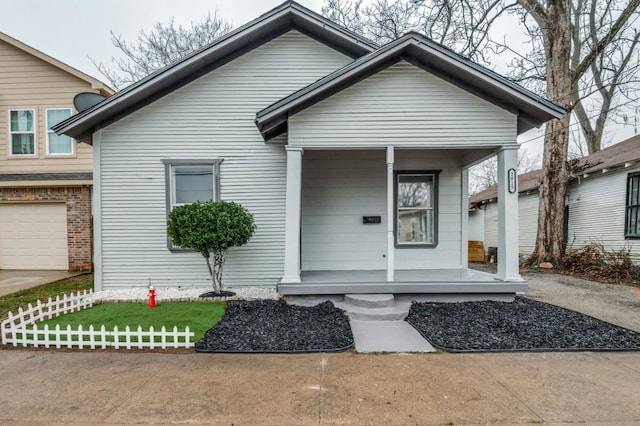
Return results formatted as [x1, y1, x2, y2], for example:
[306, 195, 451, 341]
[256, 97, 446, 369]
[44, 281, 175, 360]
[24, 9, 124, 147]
[280, 276, 302, 284]
[494, 273, 523, 282]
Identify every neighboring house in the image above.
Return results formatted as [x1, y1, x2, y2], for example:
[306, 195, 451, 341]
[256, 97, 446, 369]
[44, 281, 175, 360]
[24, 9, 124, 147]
[470, 135, 640, 264]
[0, 32, 113, 271]
[54, 1, 564, 295]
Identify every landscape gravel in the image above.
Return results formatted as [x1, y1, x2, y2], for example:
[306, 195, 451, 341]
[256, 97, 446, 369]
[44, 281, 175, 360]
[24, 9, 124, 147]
[195, 299, 354, 353]
[406, 297, 640, 352]
[89, 286, 278, 304]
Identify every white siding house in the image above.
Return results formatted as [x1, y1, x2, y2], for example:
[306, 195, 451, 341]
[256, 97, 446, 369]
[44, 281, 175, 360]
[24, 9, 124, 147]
[55, 2, 564, 295]
[94, 31, 353, 289]
[470, 135, 640, 264]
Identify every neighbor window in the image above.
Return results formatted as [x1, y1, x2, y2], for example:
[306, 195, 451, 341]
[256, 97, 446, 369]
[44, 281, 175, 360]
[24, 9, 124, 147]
[395, 172, 439, 247]
[163, 159, 222, 250]
[626, 172, 640, 238]
[46, 108, 73, 155]
[9, 109, 36, 155]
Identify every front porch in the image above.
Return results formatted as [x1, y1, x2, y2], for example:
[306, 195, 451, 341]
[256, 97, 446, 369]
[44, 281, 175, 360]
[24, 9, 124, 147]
[278, 268, 527, 295]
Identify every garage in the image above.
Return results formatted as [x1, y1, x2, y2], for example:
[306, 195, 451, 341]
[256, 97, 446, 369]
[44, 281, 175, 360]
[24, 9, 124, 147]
[0, 203, 69, 270]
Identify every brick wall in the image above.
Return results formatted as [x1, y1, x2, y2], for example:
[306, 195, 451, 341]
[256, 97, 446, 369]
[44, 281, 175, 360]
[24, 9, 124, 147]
[0, 186, 92, 271]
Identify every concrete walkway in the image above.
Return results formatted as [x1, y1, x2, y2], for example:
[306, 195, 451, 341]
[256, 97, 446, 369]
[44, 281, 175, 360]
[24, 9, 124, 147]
[0, 350, 639, 424]
[349, 319, 435, 353]
[0, 270, 82, 297]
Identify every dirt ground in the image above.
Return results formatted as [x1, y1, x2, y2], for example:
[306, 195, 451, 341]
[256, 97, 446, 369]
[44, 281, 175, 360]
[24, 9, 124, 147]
[471, 262, 640, 332]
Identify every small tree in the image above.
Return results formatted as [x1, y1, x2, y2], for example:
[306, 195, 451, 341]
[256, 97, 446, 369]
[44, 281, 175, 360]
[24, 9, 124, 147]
[167, 201, 256, 294]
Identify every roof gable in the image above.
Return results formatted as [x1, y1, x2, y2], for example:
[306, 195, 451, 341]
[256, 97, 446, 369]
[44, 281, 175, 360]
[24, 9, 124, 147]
[53, 1, 376, 143]
[256, 32, 565, 140]
[0, 32, 113, 96]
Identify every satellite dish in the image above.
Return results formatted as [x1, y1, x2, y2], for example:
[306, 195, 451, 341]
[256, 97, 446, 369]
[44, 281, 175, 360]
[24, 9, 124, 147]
[73, 92, 107, 112]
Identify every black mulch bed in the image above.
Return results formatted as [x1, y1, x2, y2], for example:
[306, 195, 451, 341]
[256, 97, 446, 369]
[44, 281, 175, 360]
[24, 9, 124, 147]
[195, 299, 353, 353]
[200, 290, 236, 298]
[406, 297, 640, 353]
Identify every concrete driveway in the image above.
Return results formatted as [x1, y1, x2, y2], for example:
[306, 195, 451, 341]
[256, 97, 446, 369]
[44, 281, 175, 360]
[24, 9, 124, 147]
[0, 270, 81, 297]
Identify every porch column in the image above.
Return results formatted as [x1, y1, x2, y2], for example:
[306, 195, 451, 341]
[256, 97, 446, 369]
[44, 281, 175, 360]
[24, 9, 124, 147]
[386, 146, 395, 281]
[496, 147, 522, 281]
[282, 146, 303, 283]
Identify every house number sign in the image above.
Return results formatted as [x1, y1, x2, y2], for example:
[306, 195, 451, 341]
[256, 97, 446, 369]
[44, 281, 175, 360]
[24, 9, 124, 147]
[508, 168, 517, 193]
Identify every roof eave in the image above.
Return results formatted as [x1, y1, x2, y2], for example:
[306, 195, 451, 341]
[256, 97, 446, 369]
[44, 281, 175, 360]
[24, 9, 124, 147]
[54, 1, 376, 141]
[256, 34, 566, 140]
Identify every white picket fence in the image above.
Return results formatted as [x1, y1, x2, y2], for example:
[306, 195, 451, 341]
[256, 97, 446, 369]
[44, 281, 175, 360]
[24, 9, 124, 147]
[1, 290, 194, 349]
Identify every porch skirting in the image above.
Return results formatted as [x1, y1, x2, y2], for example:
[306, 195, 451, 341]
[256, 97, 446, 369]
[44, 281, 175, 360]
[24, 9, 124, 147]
[278, 269, 527, 295]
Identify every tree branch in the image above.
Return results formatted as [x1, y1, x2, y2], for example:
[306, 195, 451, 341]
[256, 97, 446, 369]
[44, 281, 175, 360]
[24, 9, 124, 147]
[572, 0, 640, 84]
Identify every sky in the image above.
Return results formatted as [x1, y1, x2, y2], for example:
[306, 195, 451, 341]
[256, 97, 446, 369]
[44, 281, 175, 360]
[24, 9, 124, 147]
[0, 0, 635, 156]
[0, 0, 323, 79]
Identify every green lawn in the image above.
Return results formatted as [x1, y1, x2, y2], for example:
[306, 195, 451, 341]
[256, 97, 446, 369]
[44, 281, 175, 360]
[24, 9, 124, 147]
[0, 274, 93, 319]
[37, 302, 225, 342]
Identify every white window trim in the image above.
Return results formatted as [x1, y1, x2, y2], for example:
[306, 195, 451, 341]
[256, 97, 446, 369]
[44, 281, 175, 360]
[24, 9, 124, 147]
[161, 158, 223, 251]
[8, 108, 37, 156]
[45, 108, 74, 156]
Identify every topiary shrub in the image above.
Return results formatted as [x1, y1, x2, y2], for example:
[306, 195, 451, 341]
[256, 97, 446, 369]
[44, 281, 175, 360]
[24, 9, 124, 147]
[167, 200, 256, 294]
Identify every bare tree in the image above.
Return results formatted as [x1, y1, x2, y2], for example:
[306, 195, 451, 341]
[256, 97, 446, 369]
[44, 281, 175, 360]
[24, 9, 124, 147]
[469, 148, 541, 194]
[92, 11, 232, 90]
[508, 0, 640, 154]
[323, 0, 640, 265]
[322, 0, 517, 63]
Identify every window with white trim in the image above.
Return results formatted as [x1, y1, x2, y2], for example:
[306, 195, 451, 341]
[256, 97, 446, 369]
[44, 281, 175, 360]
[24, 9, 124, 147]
[9, 109, 36, 155]
[395, 171, 439, 247]
[163, 159, 222, 250]
[46, 108, 73, 155]
[626, 172, 640, 238]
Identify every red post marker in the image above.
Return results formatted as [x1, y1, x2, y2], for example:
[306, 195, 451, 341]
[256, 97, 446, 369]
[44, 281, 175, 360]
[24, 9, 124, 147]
[148, 286, 156, 308]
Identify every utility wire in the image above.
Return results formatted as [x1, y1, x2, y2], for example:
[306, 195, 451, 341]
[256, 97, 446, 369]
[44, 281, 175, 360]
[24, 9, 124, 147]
[519, 95, 640, 145]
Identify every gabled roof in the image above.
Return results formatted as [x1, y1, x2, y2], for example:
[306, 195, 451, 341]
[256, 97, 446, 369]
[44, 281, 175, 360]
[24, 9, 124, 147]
[469, 135, 640, 205]
[578, 135, 640, 175]
[0, 32, 113, 96]
[52, 1, 377, 143]
[255, 32, 566, 140]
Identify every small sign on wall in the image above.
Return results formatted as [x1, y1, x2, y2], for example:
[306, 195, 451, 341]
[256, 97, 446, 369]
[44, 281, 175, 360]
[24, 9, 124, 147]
[363, 216, 382, 224]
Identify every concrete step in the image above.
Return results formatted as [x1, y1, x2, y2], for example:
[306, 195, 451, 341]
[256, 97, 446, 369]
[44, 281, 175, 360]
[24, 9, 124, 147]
[336, 300, 411, 321]
[344, 293, 395, 308]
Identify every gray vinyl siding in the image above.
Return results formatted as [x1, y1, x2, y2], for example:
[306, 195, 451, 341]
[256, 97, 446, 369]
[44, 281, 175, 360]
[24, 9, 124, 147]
[518, 194, 539, 257]
[467, 209, 485, 242]
[483, 202, 498, 253]
[302, 150, 387, 270]
[302, 149, 465, 271]
[481, 193, 538, 259]
[288, 61, 517, 149]
[567, 168, 640, 264]
[96, 31, 352, 288]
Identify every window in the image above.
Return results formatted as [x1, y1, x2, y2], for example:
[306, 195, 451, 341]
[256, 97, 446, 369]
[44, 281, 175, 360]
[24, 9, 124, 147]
[9, 109, 36, 155]
[626, 172, 640, 238]
[163, 159, 222, 250]
[46, 108, 73, 155]
[395, 171, 439, 247]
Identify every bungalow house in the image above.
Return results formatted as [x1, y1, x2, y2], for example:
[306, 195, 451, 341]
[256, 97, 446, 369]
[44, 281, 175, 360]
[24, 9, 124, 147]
[0, 32, 113, 271]
[54, 1, 564, 295]
[470, 135, 640, 264]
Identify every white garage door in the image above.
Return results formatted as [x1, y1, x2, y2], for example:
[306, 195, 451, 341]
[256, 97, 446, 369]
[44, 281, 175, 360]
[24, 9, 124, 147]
[0, 203, 69, 270]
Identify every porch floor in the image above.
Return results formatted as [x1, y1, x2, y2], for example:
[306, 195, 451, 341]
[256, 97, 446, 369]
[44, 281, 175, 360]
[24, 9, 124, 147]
[279, 269, 527, 296]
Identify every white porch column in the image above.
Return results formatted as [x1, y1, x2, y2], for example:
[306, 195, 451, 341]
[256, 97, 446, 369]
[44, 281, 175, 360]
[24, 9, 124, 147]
[496, 147, 522, 281]
[282, 146, 303, 283]
[386, 146, 395, 281]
